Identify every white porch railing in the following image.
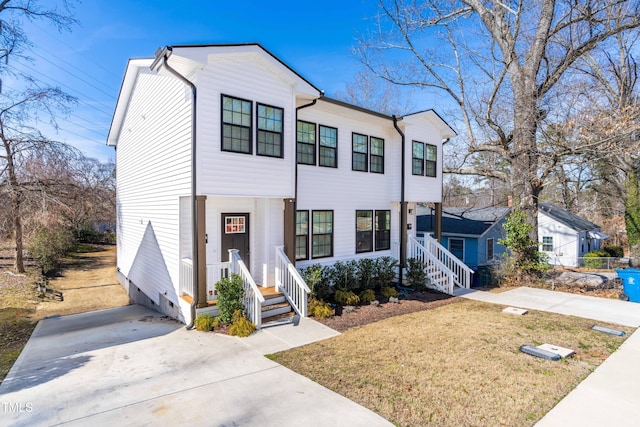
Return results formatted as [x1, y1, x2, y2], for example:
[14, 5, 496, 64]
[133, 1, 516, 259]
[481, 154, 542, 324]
[408, 234, 474, 293]
[180, 258, 194, 298]
[206, 261, 230, 302]
[228, 249, 265, 329]
[275, 246, 310, 317]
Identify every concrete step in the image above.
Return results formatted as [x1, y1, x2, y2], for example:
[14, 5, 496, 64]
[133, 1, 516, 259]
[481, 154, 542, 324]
[261, 301, 292, 319]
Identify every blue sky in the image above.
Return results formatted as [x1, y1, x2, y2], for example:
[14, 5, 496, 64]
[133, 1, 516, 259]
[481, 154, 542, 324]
[14, 0, 383, 161]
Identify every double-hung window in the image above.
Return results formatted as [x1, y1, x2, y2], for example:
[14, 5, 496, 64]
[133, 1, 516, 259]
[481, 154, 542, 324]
[312, 210, 333, 258]
[352, 133, 368, 172]
[356, 210, 374, 253]
[257, 103, 283, 158]
[370, 137, 384, 174]
[295, 211, 309, 261]
[375, 210, 391, 250]
[412, 141, 437, 177]
[542, 236, 553, 252]
[297, 121, 316, 165]
[222, 95, 252, 154]
[319, 125, 337, 167]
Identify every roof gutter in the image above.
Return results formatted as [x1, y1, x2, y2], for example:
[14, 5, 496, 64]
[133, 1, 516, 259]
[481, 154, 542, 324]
[153, 47, 199, 330]
[392, 115, 406, 286]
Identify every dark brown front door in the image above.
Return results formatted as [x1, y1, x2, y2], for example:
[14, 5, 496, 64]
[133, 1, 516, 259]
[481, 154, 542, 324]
[221, 213, 250, 270]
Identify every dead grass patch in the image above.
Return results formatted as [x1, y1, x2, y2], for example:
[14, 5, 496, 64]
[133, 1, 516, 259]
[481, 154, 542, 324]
[271, 300, 633, 426]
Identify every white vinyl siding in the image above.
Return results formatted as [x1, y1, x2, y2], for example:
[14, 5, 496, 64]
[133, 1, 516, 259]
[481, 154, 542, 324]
[116, 69, 192, 306]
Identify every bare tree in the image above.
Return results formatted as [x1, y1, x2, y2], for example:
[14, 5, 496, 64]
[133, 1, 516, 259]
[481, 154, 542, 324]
[356, 1, 640, 244]
[334, 70, 416, 115]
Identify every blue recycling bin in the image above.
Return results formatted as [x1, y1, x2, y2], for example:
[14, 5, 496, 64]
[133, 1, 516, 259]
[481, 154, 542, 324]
[616, 269, 640, 303]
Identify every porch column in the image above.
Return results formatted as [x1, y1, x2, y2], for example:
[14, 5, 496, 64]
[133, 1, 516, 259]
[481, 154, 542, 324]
[283, 198, 296, 263]
[196, 195, 207, 308]
[434, 202, 443, 243]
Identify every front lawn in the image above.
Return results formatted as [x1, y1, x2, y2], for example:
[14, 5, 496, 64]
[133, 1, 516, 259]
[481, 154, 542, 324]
[270, 300, 633, 426]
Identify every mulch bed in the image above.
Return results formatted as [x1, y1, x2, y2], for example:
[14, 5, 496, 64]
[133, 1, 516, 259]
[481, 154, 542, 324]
[314, 290, 461, 332]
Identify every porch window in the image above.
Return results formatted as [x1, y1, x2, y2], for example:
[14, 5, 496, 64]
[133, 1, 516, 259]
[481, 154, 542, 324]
[542, 236, 553, 252]
[222, 95, 252, 154]
[370, 137, 384, 174]
[352, 133, 368, 172]
[425, 144, 437, 177]
[375, 210, 391, 251]
[449, 238, 464, 260]
[297, 121, 316, 165]
[487, 238, 494, 261]
[257, 103, 283, 158]
[412, 141, 424, 175]
[312, 210, 333, 258]
[319, 125, 337, 168]
[356, 210, 373, 253]
[295, 210, 309, 261]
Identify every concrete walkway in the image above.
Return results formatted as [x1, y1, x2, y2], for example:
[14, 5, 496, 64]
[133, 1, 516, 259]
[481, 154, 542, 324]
[0, 305, 390, 427]
[456, 287, 640, 427]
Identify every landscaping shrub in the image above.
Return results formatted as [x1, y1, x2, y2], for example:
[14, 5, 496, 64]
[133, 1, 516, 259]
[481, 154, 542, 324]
[328, 260, 358, 291]
[356, 258, 376, 290]
[73, 226, 116, 245]
[300, 264, 333, 301]
[229, 309, 256, 337]
[216, 273, 245, 324]
[382, 286, 398, 299]
[28, 226, 74, 275]
[406, 258, 427, 290]
[335, 289, 360, 305]
[584, 250, 609, 269]
[374, 256, 398, 288]
[308, 297, 333, 319]
[194, 314, 217, 332]
[603, 246, 624, 258]
[498, 209, 550, 280]
[359, 289, 376, 303]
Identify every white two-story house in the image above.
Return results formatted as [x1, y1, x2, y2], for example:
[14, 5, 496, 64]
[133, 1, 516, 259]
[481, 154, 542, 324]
[107, 43, 464, 327]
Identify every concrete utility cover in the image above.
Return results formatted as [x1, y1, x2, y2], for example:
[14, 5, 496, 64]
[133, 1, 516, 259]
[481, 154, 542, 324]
[538, 343, 575, 358]
[502, 307, 528, 315]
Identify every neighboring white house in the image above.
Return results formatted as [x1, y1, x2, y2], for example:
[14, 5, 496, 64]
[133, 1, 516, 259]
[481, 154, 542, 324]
[107, 43, 462, 326]
[538, 203, 608, 267]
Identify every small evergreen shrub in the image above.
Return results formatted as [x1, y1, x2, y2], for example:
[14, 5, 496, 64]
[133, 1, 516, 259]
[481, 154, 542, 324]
[406, 258, 427, 290]
[300, 264, 333, 301]
[356, 258, 376, 290]
[29, 226, 74, 275]
[374, 256, 398, 288]
[194, 314, 217, 332]
[359, 289, 376, 303]
[308, 297, 333, 319]
[216, 273, 245, 324]
[584, 250, 609, 269]
[229, 310, 256, 337]
[382, 286, 399, 299]
[328, 260, 358, 291]
[335, 289, 360, 305]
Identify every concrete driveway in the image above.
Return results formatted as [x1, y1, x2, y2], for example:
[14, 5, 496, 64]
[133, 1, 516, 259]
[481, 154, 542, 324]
[0, 305, 392, 427]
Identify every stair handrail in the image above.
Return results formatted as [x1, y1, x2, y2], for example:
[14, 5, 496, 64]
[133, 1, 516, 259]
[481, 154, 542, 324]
[410, 234, 473, 290]
[409, 237, 455, 294]
[229, 249, 264, 329]
[275, 246, 310, 317]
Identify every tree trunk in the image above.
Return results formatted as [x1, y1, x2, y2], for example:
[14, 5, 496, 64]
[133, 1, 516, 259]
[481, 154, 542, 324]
[12, 195, 25, 273]
[625, 171, 640, 264]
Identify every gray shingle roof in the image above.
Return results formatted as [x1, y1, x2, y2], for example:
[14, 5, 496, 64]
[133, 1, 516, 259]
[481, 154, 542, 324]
[538, 203, 600, 231]
[417, 206, 511, 236]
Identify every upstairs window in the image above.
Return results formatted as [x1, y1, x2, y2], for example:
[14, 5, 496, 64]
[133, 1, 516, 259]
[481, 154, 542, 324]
[370, 137, 384, 174]
[257, 104, 283, 158]
[222, 95, 252, 154]
[352, 133, 368, 172]
[412, 141, 424, 175]
[375, 210, 391, 251]
[425, 144, 437, 177]
[297, 121, 316, 165]
[356, 210, 374, 253]
[319, 125, 338, 168]
[412, 141, 438, 177]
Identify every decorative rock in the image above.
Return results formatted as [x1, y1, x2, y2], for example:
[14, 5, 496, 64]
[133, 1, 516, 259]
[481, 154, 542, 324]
[344, 305, 356, 313]
[370, 300, 380, 307]
[388, 296, 399, 304]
